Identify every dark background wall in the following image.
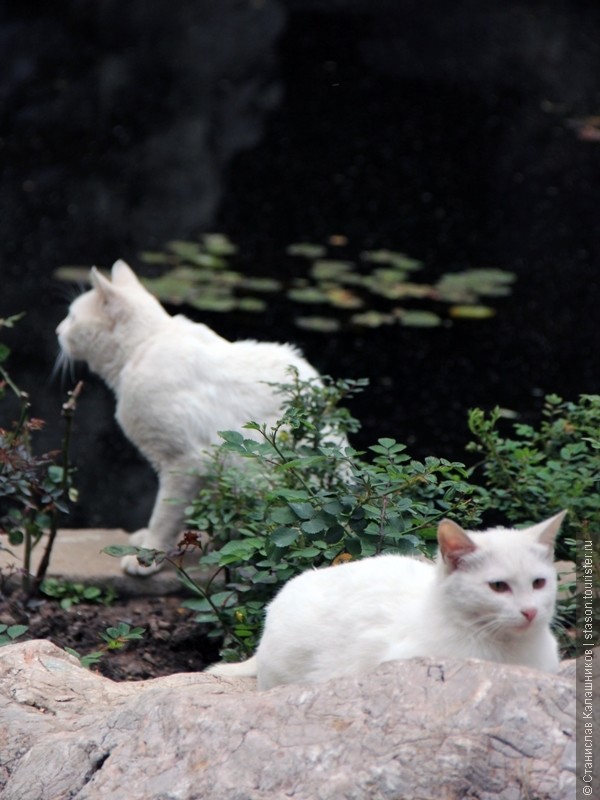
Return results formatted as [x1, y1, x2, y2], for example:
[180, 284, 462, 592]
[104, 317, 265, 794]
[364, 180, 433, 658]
[1, 0, 598, 529]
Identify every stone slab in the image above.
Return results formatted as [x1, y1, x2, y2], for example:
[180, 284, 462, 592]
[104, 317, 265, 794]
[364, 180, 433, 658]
[0, 528, 213, 597]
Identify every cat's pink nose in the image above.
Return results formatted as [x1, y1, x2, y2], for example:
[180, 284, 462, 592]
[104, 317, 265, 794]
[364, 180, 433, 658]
[521, 608, 537, 622]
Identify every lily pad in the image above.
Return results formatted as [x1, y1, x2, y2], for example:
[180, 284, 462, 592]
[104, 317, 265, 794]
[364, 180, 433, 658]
[139, 251, 172, 265]
[54, 266, 93, 284]
[142, 274, 195, 303]
[286, 243, 327, 259]
[398, 310, 442, 327]
[202, 233, 238, 257]
[366, 279, 434, 301]
[325, 287, 364, 309]
[294, 316, 342, 332]
[187, 293, 237, 313]
[236, 297, 268, 313]
[287, 287, 329, 304]
[449, 304, 496, 320]
[361, 250, 423, 271]
[350, 310, 396, 328]
[310, 260, 354, 280]
[435, 269, 516, 303]
[166, 240, 201, 259]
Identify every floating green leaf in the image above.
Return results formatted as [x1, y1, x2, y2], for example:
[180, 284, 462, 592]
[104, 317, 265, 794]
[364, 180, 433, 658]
[350, 311, 396, 328]
[236, 297, 268, 313]
[366, 279, 433, 301]
[187, 294, 237, 312]
[166, 240, 201, 259]
[449, 305, 496, 320]
[398, 310, 442, 327]
[294, 316, 342, 332]
[361, 250, 423, 270]
[286, 243, 327, 259]
[287, 287, 329, 304]
[54, 266, 93, 283]
[435, 269, 516, 303]
[310, 260, 354, 280]
[139, 251, 172, 265]
[324, 287, 364, 309]
[202, 233, 238, 256]
[239, 277, 282, 293]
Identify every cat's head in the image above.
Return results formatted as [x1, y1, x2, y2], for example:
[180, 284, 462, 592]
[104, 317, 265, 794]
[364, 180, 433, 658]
[56, 261, 167, 381]
[435, 511, 566, 636]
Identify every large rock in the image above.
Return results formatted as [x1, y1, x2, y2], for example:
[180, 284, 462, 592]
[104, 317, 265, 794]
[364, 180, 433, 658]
[0, 640, 574, 799]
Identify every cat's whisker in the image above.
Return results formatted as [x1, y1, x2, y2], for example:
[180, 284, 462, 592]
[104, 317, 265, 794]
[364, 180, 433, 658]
[51, 348, 75, 387]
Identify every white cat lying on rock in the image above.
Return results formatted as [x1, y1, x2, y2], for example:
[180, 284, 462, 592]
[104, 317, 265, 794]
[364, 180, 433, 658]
[56, 260, 321, 575]
[208, 511, 566, 687]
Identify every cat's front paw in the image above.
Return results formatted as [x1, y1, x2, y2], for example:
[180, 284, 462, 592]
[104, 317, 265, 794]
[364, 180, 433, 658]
[121, 553, 164, 577]
[120, 529, 163, 576]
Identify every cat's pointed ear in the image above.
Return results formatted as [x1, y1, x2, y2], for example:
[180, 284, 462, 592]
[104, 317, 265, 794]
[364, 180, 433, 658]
[111, 260, 141, 288]
[90, 267, 115, 300]
[525, 510, 567, 551]
[438, 519, 477, 571]
[90, 267, 126, 319]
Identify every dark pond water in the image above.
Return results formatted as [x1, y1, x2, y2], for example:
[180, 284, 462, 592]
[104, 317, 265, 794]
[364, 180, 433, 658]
[1, 0, 599, 530]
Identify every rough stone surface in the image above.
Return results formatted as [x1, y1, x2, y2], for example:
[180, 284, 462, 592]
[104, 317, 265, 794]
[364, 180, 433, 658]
[0, 640, 575, 800]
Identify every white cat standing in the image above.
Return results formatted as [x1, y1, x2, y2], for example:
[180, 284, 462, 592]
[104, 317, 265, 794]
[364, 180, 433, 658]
[56, 260, 321, 575]
[208, 511, 566, 688]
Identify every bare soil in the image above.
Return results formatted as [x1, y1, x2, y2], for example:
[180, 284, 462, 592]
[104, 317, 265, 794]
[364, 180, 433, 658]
[0, 592, 221, 681]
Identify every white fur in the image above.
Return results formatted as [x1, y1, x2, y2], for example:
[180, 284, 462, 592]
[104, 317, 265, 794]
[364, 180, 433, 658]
[207, 511, 566, 688]
[56, 260, 320, 574]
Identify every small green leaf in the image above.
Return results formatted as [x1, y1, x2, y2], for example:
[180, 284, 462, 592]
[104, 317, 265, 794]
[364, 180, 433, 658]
[236, 297, 267, 313]
[47, 465, 64, 483]
[449, 305, 496, 320]
[294, 316, 342, 333]
[287, 287, 329, 304]
[310, 260, 354, 280]
[398, 310, 442, 327]
[271, 527, 299, 547]
[139, 251, 171, 264]
[286, 243, 327, 259]
[54, 266, 93, 284]
[7, 624, 28, 639]
[166, 240, 201, 259]
[350, 311, 395, 328]
[301, 517, 328, 534]
[202, 233, 238, 256]
[187, 294, 236, 312]
[289, 502, 315, 520]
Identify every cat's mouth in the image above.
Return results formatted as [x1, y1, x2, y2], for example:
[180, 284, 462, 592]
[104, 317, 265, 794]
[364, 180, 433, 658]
[514, 618, 536, 631]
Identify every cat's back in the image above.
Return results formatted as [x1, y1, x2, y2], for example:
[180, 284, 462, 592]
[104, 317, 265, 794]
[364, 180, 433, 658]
[124, 316, 316, 383]
[257, 553, 434, 688]
[268, 553, 433, 621]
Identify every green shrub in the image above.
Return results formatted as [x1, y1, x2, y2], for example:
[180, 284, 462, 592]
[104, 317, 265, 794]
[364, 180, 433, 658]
[0, 314, 81, 596]
[467, 394, 599, 545]
[106, 377, 597, 661]
[468, 393, 600, 652]
[40, 578, 117, 609]
[177, 373, 481, 659]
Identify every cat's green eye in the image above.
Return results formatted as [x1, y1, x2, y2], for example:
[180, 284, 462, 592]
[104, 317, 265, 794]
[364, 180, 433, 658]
[532, 578, 546, 590]
[488, 580, 511, 593]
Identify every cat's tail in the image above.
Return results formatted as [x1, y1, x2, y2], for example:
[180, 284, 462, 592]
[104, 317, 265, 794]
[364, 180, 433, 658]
[205, 654, 258, 679]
